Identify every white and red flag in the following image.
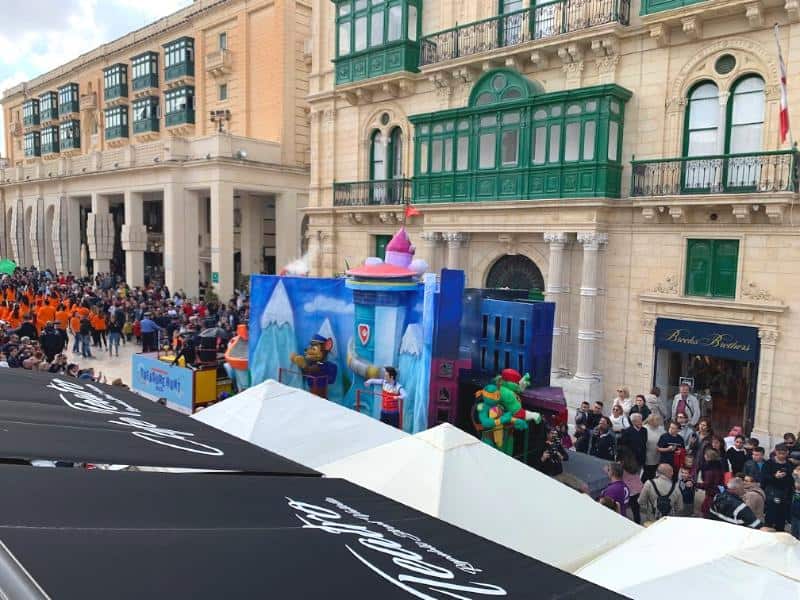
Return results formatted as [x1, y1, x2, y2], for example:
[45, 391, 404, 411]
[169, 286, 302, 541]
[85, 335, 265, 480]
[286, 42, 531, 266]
[775, 24, 791, 144]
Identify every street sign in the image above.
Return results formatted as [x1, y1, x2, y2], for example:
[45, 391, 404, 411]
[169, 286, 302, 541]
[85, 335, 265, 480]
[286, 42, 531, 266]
[212, 272, 219, 283]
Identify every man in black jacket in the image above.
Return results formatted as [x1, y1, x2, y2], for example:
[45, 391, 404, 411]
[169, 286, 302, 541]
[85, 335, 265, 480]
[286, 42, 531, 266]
[762, 443, 794, 531]
[14, 316, 37, 341]
[709, 477, 762, 528]
[620, 412, 648, 468]
[39, 323, 66, 363]
[589, 417, 616, 461]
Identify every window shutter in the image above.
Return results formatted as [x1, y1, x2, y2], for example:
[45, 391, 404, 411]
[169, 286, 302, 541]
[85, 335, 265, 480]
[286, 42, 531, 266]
[711, 240, 739, 298]
[685, 239, 712, 296]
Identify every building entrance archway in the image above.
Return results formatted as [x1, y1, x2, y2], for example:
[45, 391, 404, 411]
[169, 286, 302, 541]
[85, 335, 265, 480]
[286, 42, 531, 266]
[485, 254, 544, 294]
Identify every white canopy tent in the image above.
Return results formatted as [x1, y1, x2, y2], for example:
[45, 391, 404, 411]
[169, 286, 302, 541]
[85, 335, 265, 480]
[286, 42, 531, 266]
[320, 423, 638, 572]
[192, 379, 407, 469]
[576, 517, 800, 598]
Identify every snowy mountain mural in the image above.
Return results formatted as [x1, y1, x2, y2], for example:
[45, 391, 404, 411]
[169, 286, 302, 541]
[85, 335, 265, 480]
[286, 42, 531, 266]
[251, 279, 300, 387]
[398, 323, 424, 433]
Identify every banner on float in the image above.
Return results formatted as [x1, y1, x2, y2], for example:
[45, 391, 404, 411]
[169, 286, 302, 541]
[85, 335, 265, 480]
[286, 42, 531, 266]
[131, 354, 194, 414]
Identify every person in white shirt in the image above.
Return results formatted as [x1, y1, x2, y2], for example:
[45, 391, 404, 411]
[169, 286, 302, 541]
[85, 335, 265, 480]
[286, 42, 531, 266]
[609, 403, 631, 433]
[611, 387, 632, 415]
[671, 383, 700, 426]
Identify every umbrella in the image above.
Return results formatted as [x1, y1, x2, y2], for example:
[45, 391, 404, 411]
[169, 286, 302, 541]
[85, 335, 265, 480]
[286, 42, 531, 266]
[0, 369, 316, 474]
[0, 465, 626, 600]
[0, 258, 16, 276]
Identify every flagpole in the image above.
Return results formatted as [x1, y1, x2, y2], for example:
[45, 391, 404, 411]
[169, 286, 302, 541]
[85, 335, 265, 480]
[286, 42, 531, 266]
[774, 23, 795, 149]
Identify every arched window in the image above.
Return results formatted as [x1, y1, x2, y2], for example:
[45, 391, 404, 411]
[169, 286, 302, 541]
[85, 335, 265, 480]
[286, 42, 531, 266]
[486, 255, 544, 293]
[683, 76, 765, 191]
[728, 75, 765, 154]
[390, 127, 403, 178]
[685, 81, 720, 158]
[370, 130, 386, 180]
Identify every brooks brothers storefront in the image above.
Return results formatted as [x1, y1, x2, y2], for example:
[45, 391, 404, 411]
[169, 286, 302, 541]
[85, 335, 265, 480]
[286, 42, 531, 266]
[640, 294, 785, 444]
[653, 318, 759, 435]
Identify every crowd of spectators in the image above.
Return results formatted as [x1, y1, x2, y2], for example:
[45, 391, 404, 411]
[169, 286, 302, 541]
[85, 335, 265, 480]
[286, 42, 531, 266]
[0, 267, 248, 384]
[571, 383, 800, 537]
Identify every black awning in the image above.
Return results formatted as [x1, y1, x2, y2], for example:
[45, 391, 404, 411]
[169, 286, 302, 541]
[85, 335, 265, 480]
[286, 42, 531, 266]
[0, 370, 316, 475]
[0, 466, 623, 600]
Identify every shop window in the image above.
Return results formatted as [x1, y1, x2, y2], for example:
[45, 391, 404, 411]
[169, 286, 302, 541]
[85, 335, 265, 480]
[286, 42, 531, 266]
[685, 239, 739, 299]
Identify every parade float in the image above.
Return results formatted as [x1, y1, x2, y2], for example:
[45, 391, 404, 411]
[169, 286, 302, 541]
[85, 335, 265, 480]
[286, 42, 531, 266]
[245, 227, 560, 446]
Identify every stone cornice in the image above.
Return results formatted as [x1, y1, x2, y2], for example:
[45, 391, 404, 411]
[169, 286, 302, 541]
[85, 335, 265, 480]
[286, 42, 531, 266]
[640, 292, 787, 314]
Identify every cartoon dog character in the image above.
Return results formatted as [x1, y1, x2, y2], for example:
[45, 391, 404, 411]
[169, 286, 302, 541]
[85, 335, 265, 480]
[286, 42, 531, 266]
[290, 334, 337, 398]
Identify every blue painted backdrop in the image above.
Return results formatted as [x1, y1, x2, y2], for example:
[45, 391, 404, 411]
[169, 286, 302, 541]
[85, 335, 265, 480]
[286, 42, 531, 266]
[248, 275, 434, 432]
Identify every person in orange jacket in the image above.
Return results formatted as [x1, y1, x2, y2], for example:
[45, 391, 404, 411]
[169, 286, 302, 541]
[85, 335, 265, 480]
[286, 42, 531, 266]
[90, 311, 107, 350]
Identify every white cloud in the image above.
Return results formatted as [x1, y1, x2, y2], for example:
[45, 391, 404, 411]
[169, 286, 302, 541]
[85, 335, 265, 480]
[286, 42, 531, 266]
[303, 296, 355, 316]
[0, 0, 194, 156]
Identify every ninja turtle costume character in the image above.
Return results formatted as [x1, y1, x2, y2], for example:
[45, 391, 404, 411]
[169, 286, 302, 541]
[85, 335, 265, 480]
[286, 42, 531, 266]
[495, 368, 542, 425]
[474, 383, 528, 455]
[290, 334, 338, 398]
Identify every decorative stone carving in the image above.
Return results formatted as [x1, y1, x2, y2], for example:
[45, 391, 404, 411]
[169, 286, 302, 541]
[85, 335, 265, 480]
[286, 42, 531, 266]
[529, 51, 546, 69]
[681, 16, 703, 40]
[732, 205, 751, 223]
[544, 232, 568, 245]
[419, 231, 441, 243]
[576, 231, 608, 249]
[669, 206, 686, 222]
[745, 2, 764, 27]
[786, 0, 800, 22]
[742, 282, 784, 304]
[346, 212, 367, 225]
[651, 274, 679, 295]
[765, 204, 785, 223]
[497, 233, 515, 255]
[378, 212, 401, 224]
[323, 109, 337, 123]
[758, 328, 779, 347]
[442, 232, 469, 244]
[642, 207, 658, 221]
[641, 316, 656, 332]
[650, 23, 670, 48]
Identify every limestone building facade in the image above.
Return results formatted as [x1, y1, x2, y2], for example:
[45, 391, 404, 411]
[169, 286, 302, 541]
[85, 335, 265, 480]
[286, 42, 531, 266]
[307, 0, 800, 443]
[1, 0, 312, 300]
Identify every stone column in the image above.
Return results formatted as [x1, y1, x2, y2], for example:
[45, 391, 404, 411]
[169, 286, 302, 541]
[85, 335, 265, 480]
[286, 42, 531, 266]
[121, 191, 147, 288]
[9, 197, 24, 266]
[66, 196, 81, 277]
[52, 195, 70, 274]
[210, 181, 235, 300]
[575, 232, 607, 381]
[306, 229, 321, 276]
[544, 232, 569, 378]
[0, 197, 6, 260]
[239, 193, 264, 279]
[444, 232, 468, 271]
[29, 197, 45, 270]
[87, 193, 114, 275]
[276, 191, 302, 272]
[163, 183, 186, 294]
[420, 231, 442, 273]
[752, 327, 779, 444]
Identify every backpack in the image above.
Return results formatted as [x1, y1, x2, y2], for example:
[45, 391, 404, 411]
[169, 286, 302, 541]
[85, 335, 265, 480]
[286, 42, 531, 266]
[653, 480, 676, 518]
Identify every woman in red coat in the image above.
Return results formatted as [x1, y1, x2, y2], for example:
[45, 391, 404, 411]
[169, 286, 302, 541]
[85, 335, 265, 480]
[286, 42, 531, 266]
[700, 447, 726, 516]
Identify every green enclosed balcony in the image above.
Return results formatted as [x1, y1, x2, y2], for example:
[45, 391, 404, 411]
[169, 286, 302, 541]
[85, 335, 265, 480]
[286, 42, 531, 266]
[164, 37, 195, 82]
[333, 178, 412, 206]
[420, 0, 630, 67]
[22, 99, 40, 128]
[105, 125, 129, 140]
[103, 63, 128, 102]
[39, 92, 58, 122]
[23, 132, 40, 158]
[640, 0, 706, 15]
[133, 117, 160, 134]
[411, 72, 631, 203]
[333, 0, 421, 85]
[166, 110, 194, 127]
[132, 51, 159, 91]
[631, 151, 799, 196]
[165, 86, 195, 128]
[59, 120, 80, 151]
